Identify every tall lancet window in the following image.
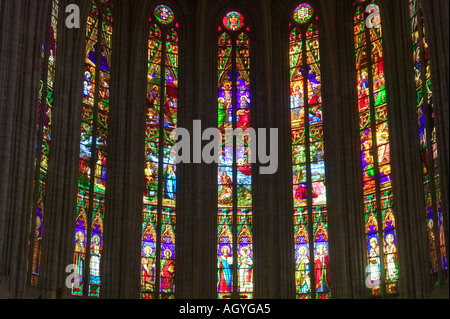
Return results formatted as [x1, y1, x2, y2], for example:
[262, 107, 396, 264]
[354, 0, 398, 297]
[28, 0, 59, 288]
[73, 0, 113, 297]
[409, 0, 447, 285]
[290, 3, 330, 300]
[141, 5, 178, 300]
[217, 11, 253, 300]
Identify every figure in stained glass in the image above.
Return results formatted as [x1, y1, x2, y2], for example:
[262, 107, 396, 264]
[384, 234, 398, 282]
[427, 219, 438, 272]
[368, 237, 381, 286]
[74, 231, 86, 283]
[164, 165, 176, 200]
[161, 249, 175, 292]
[219, 169, 233, 204]
[218, 246, 233, 292]
[141, 245, 156, 291]
[218, 98, 227, 129]
[238, 247, 253, 292]
[83, 71, 94, 101]
[89, 235, 101, 285]
[314, 244, 329, 292]
[296, 246, 310, 294]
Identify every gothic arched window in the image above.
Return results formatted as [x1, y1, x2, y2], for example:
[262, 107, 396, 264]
[73, 0, 113, 297]
[290, 3, 330, 300]
[409, 0, 448, 285]
[28, 0, 59, 288]
[217, 11, 253, 300]
[354, 0, 398, 297]
[141, 4, 178, 300]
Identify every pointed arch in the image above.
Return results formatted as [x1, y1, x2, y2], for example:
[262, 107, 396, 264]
[218, 223, 233, 244]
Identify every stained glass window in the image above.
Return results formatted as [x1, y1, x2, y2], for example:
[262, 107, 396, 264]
[290, 3, 330, 300]
[354, 0, 399, 297]
[409, 0, 447, 285]
[141, 5, 178, 299]
[28, 0, 59, 288]
[73, 0, 113, 297]
[217, 12, 253, 300]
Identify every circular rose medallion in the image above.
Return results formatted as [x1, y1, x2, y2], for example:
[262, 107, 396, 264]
[155, 5, 174, 25]
[293, 3, 313, 24]
[223, 11, 244, 31]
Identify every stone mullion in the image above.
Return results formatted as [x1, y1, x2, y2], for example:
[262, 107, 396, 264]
[102, 0, 137, 299]
[364, 16, 387, 297]
[251, 0, 279, 298]
[300, 25, 316, 300]
[231, 34, 239, 300]
[155, 24, 168, 299]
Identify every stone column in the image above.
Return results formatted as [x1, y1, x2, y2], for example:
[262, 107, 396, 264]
[268, 0, 297, 299]
[185, 0, 218, 299]
[169, 0, 199, 299]
[321, 0, 369, 299]
[100, 0, 137, 299]
[378, 0, 430, 298]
